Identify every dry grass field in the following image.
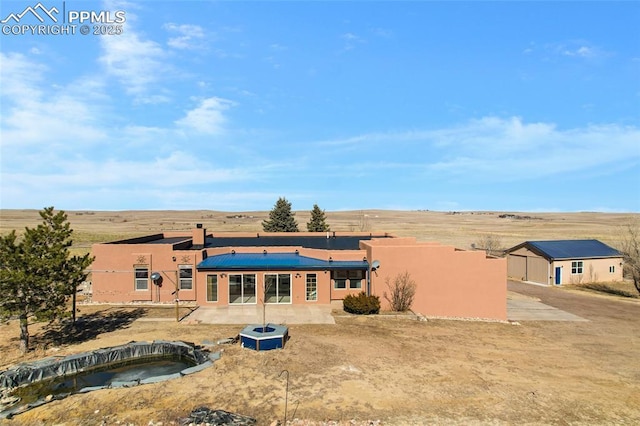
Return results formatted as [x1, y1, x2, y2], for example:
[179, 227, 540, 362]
[1, 209, 639, 425]
[1, 209, 637, 253]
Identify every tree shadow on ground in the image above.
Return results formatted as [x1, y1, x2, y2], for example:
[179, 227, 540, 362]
[580, 283, 639, 298]
[180, 306, 199, 322]
[32, 308, 147, 347]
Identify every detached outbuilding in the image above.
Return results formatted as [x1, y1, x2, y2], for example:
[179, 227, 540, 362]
[505, 239, 623, 285]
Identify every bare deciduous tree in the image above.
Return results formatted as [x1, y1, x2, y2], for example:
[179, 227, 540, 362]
[358, 211, 370, 232]
[475, 234, 504, 257]
[383, 271, 416, 312]
[619, 220, 640, 294]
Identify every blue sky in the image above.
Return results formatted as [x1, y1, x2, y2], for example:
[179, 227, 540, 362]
[1, 1, 639, 212]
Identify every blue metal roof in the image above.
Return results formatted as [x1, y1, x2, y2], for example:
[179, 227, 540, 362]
[197, 252, 368, 271]
[523, 240, 620, 260]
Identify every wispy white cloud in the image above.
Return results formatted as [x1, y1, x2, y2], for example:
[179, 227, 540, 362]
[0, 152, 261, 209]
[313, 117, 640, 182]
[98, 3, 170, 102]
[0, 52, 107, 148]
[57, 151, 252, 187]
[341, 32, 365, 51]
[372, 28, 392, 38]
[554, 43, 602, 58]
[0, 49, 255, 210]
[0, 52, 46, 99]
[164, 22, 205, 50]
[269, 43, 287, 51]
[175, 97, 234, 135]
[527, 40, 610, 60]
[99, 32, 166, 98]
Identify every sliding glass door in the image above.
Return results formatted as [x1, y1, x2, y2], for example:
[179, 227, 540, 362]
[229, 274, 256, 304]
[264, 273, 291, 304]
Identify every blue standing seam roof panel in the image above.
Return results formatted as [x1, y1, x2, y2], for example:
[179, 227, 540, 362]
[526, 239, 621, 260]
[197, 252, 368, 271]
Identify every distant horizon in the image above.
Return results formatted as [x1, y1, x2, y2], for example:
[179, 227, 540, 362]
[2, 1, 638, 212]
[1, 207, 638, 215]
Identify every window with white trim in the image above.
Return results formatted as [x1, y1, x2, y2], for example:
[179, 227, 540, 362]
[348, 270, 363, 289]
[179, 265, 193, 290]
[332, 270, 364, 289]
[134, 266, 149, 291]
[306, 274, 317, 301]
[229, 274, 257, 304]
[207, 274, 218, 302]
[609, 265, 615, 273]
[264, 273, 292, 304]
[571, 261, 583, 275]
[333, 270, 347, 289]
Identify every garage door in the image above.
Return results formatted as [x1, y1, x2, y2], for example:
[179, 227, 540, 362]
[526, 256, 548, 284]
[507, 255, 527, 280]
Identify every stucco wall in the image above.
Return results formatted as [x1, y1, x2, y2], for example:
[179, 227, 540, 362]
[362, 240, 507, 320]
[91, 243, 205, 303]
[92, 231, 507, 320]
[91, 239, 366, 305]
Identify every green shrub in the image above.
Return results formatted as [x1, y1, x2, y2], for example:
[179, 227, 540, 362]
[343, 292, 380, 315]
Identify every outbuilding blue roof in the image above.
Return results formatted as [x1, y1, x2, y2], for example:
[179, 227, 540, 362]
[515, 239, 620, 260]
[197, 252, 369, 271]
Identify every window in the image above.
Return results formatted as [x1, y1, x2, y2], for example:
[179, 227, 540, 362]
[306, 274, 317, 301]
[207, 275, 218, 302]
[348, 270, 363, 289]
[332, 270, 364, 290]
[229, 273, 256, 304]
[134, 266, 149, 291]
[609, 266, 615, 273]
[333, 270, 347, 289]
[264, 274, 291, 304]
[179, 265, 193, 290]
[571, 261, 583, 275]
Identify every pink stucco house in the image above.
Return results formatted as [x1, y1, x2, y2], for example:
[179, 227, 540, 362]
[91, 225, 507, 320]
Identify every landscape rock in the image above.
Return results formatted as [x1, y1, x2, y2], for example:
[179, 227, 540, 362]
[180, 407, 257, 426]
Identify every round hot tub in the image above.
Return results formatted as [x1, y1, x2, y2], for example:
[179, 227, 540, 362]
[239, 324, 288, 351]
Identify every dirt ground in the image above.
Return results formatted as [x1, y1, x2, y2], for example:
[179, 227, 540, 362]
[1, 283, 639, 425]
[1, 209, 639, 424]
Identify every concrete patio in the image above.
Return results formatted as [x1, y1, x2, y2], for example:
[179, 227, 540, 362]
[179, 291, 587, 324]
[184, 303, 336, 325]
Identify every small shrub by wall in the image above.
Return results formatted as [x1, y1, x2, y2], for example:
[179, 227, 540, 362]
[383, 271, 417, 312]
[343, 292, 380, 315]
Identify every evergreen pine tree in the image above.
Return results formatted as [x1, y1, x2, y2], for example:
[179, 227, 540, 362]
[262, 197, 299, 232]
[307, 204, 330, 232]
[0, 207, 94, 352]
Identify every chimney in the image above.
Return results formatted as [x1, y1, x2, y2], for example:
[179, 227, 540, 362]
[193, 224, 206, 248]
